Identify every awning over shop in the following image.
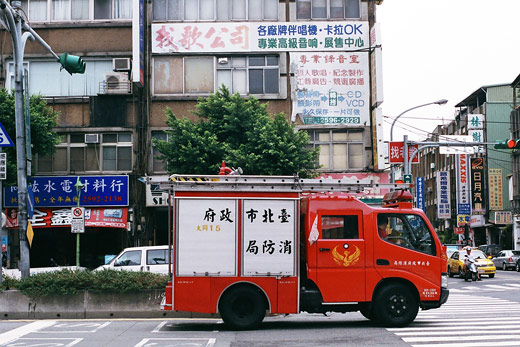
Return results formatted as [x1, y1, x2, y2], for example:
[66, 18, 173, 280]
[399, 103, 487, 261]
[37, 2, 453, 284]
[5, 207, 128, 229]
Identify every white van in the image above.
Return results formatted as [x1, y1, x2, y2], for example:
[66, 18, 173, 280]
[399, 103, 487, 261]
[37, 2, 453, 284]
[94, 245, 172, 274]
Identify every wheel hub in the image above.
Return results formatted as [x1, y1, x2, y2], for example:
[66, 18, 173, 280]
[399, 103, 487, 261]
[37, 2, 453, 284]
[386, 294, 408, 317]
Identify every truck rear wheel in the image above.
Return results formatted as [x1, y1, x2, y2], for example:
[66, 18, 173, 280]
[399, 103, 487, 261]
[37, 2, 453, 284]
[219, 286, 266, 330]
[374, 283, 418, 327]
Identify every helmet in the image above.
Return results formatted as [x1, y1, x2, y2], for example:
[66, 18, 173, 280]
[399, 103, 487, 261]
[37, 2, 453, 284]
[465, 246, 472, 251]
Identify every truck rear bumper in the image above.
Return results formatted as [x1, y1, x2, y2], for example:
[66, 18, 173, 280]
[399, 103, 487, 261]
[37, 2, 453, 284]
[420, 288, 449, 310]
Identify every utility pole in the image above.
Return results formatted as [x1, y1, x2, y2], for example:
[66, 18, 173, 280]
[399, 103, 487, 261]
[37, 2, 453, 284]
[0, 0, 85, 278]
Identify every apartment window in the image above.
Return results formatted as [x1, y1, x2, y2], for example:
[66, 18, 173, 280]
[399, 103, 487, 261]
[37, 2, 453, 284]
[151, 131, 168, 173]
[153, 55, 279, 95]
[217, 56, 279, 95]
[21, 0, 132, 21]
[296, 0, 360, 19]
[36, 133, 133, 174]
[307, 129, 363, 170]
[6, 60, 112, 97]
[153, 0, 278, 21]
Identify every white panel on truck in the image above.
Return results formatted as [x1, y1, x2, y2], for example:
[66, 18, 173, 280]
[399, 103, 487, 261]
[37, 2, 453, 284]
[242, 199, 297, 276]
[177, 199, 237, 276]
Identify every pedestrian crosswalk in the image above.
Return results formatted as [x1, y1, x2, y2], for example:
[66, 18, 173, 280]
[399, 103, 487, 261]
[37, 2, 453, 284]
[387, 294, 520, 346]
[449, 283, 520, 293]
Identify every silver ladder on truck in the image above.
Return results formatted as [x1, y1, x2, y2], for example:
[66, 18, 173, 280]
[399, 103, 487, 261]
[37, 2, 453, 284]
[146, 174, 412, 194]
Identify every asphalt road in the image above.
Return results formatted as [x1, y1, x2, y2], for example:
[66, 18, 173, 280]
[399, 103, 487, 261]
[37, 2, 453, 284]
[1, 269, 519, 347]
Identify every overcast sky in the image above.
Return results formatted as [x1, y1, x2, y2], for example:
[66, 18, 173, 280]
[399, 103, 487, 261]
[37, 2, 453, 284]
[377, 0, 520, 142]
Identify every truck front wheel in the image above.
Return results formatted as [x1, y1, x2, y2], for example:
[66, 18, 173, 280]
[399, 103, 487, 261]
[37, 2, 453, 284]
[374, 283, 418, 327]
[219, 286, 266, 330]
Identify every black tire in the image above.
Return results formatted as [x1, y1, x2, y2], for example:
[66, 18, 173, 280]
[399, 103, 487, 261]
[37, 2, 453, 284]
[219, 286, 266, 330]
[472, 272, 477, 281]
[459, 267, 465, 279]
[448, 266, 454, 278]
[360, 303, 377, 321]
[373, 283, 418, 327]
[489, 274, 495, 278]
[516, 262, 520, 272]
[503, 263, 507, 271]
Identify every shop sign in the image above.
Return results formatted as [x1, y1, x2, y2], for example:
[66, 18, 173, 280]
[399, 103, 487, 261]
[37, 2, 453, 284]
[291, 52, 369, 126]
[470, 158, 486, 213]
[436, 171, 451, 219]
[488, 169, 503, 210]
[490, 211, 512, 225]
[152, 21, 369, 53]
[4, 175, 129, 207]
[416, 177, 425, 212]
[470, 214, 486, 227]
[6, 207, 128, 229]
[388, 142, 419, 164]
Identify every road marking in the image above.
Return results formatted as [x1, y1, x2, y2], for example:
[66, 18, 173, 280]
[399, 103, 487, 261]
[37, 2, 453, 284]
[0, 320, 56, 345]
[40, 321, 111, 333]
[7, 337, 82, 347]
[151, 321, 168, 333]
[135, 338, 216, 347]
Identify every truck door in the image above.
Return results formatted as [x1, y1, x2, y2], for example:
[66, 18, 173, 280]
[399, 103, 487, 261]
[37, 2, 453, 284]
[315, 211, 365, 303]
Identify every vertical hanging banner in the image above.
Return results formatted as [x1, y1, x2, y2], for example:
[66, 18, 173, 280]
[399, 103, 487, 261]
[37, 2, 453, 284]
[488, 169, 503, 210]
[470, 158, 486, 213]
[456, 154, 471, 216]
[416, 177, 425, 212]
[436, 171, 451, 219]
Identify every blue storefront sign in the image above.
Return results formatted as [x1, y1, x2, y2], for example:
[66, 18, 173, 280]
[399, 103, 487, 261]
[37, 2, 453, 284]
[4, 176, 129, 207]
[457, 203, 471, 216]
[416, 177, 425, 212]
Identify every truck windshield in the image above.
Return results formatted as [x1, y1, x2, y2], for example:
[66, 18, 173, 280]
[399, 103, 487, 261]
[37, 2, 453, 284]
[379, 213, 436, 256]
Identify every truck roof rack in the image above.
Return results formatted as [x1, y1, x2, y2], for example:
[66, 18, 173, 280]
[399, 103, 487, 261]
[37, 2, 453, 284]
[145, 174, 412, 194]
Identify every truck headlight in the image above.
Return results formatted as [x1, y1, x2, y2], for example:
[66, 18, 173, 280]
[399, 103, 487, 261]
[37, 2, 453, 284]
[441, 272, 448, 288]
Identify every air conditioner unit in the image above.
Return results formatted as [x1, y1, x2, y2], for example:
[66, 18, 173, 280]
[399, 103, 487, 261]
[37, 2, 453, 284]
[113, 58, 131, 71]
[85, 134, 99, 144]
[103, 72, 131, 94]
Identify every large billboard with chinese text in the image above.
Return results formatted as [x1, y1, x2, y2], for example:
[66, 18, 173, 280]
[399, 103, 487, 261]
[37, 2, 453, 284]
[290, 52, 369, 125]
[456, 154, 471, 216]
[4, 176, 129, 207]
[152, 21, 369, 53]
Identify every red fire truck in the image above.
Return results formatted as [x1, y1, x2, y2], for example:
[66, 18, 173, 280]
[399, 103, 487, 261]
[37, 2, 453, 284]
[153, 174, 449, 330]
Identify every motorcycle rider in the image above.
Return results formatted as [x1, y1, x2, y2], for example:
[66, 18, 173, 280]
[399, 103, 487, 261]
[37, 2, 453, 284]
[463, 246, 481, 281]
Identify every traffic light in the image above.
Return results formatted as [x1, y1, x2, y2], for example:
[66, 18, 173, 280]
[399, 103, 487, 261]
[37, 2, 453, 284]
[494, 139, 520, 149]
[59, 53, 86, 74]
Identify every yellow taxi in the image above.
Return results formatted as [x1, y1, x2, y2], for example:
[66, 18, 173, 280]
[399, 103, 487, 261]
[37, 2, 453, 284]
[447, 248, 496, 278]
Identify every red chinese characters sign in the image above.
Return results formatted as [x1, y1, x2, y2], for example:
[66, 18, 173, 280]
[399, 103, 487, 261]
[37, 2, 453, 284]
[388, 142, 419, 164]
[6, 208, 128, 229]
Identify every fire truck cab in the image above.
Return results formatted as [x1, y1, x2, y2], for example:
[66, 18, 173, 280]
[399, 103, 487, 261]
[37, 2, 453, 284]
[157, 175, 449, 330]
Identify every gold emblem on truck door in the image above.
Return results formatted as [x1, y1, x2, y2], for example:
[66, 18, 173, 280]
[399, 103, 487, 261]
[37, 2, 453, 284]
[332, 245, 360, 267]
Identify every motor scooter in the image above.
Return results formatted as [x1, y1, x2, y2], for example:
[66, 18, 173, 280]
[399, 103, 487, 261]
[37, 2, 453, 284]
[463, 258, 479, 282]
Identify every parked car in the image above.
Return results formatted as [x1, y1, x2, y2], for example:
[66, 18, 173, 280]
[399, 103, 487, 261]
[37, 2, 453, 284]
[492, 250, 520, 271]
[478, 244, 502, 258]
[445, 244, 462, 259]
[94, 245, 172, 274]
[447, 249, 496, 278]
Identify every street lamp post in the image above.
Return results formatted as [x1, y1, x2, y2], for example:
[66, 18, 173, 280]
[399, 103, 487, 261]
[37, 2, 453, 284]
[389, 99, 448, 182]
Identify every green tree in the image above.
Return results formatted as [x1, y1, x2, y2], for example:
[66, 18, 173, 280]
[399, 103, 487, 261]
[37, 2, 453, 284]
[0, 89, 61, 185]
[154, 86, 319, 177]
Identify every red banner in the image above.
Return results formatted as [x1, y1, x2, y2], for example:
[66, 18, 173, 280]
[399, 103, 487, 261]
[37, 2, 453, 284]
[6, 207, 128, 229]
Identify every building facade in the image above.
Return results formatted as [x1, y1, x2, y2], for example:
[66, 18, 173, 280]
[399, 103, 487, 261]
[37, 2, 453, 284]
[412, 84, 515, 249]
[1, 0, 387, 269]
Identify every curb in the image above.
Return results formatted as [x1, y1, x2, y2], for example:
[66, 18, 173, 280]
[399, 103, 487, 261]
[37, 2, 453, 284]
[0, 290, 219, 320]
